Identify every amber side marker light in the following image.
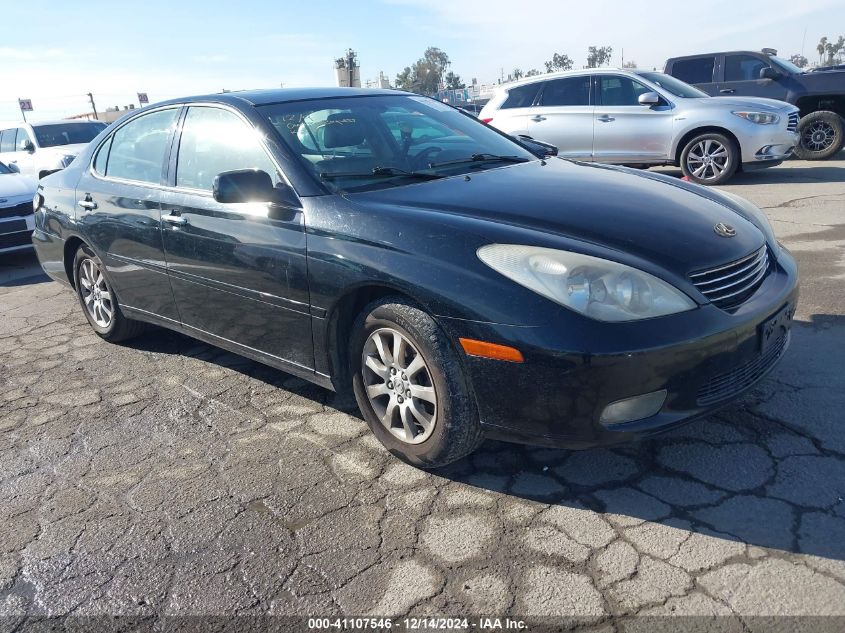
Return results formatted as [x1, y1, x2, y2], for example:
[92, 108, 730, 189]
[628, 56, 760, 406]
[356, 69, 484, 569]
[459, 338, 524, 363]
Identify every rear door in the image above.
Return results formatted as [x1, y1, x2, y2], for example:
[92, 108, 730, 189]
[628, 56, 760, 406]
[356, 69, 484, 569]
[668, 56, 718, 95]
[75, 107, 182, 321]
[592, 74, 675, 164]
[159, 105, 313, 368]
[717, 53, 789, 100]
[526, 75, 593, 160]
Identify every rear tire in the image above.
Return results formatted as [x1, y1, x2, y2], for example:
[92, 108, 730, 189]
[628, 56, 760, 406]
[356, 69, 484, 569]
[350, 297, 483, 468]
[680, 133, 739, 185]
[73, 244, 145, 343]
[793, 111, 844, 161]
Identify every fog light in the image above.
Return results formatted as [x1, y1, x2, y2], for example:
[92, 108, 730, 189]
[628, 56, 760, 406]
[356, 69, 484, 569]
[600, 389, 667, 426]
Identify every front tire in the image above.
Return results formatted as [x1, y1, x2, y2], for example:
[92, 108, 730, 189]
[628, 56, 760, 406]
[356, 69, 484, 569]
[350, 297, 483, 468]
[680, 133, 739, 185]
[793, 111, 844, 161]
[73, 244, 144, 343]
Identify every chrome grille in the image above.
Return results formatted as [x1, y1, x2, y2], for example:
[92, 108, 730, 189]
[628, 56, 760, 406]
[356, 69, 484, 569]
[0, 202, 32, 220]
[697, 331, 789, 406]
[787, 111, 799, 133]
[689, 246, 769, 310]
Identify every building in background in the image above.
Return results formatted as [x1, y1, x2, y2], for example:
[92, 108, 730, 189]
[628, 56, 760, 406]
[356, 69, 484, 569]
[66, 104, 136, 124]
[335, 49, 361, 88]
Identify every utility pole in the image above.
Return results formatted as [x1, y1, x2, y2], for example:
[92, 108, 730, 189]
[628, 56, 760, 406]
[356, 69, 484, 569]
[87, 92, 98, 120]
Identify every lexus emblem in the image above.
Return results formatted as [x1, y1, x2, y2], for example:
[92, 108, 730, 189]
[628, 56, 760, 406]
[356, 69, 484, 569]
[714, 223, 736, 237]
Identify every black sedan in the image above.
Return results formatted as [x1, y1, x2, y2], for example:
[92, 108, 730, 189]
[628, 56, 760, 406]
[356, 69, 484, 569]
[31, 88, 798, 467]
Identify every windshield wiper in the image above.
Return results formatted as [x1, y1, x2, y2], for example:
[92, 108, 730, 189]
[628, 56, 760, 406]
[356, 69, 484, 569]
[319, 166, 445, 181]
[427, 153, 531, 169]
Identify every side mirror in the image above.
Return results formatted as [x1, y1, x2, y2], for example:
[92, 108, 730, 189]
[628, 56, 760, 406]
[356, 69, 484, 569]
[23, 140, 35, 153]
[760, 67, 778, 80]
[638, 92, 660, 105]
[515, 134, 559, 158]
[7, 163, 20, 173]
[213, 169, 300, 208]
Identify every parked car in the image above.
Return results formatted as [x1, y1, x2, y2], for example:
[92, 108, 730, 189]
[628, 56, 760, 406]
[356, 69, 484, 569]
[0, 120, 107, 179]
[480, 68, 799, 185]
[32, 88, 798, 467]
[0, 160, 37, 255]
[664, 49, 845, 160]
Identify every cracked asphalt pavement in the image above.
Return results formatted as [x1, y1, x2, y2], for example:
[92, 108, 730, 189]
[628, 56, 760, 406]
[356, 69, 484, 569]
[1, 156, 844, 630]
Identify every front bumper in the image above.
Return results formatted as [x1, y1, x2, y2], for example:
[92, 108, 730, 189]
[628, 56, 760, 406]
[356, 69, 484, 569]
[739, 126, 799, 164]
[441, 247, 799, 449]
[0, 213, 35, 254]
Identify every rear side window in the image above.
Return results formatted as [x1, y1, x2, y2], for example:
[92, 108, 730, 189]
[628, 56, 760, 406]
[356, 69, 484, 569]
[501, 83, 541, 109]
[671, 57, 715, 84]
[539, 76, 591, 106]
[104, 108, 178, 184]
[724, 54, 767, 82]
[0, 130, 15, 153]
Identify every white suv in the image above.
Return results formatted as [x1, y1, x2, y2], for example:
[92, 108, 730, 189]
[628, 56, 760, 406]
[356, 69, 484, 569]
[479, 68, 799, 185]
[0, 120, 106, 179]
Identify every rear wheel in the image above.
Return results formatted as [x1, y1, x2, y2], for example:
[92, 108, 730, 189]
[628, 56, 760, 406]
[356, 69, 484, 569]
[680, 133, 739, 185]
[350, 297, 483, 468]
[794, 111, 844, 161]
[73, 245, 145, 342]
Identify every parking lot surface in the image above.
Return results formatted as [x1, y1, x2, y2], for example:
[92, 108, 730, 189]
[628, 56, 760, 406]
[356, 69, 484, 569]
[1, 157, 844, 630]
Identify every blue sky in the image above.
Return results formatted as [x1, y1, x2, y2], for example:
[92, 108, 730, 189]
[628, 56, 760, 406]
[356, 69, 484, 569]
[1, 0, 842, 123]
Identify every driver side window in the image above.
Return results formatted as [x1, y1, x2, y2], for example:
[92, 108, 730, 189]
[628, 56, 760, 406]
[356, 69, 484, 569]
[599, 76, 652, 106]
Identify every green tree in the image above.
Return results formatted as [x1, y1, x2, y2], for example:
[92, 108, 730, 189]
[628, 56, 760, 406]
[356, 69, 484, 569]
[544, 53, 573, 73]
[622, 60, 638, 69]
[394, 47, 452, 95]
[445, 71, 465, 90]
[512, 68, 524, 80]
[525, 68, 541, 77]
[586, 46, 613, 68]
[789, 54, 808, 68]
[817, 36, 845, 65]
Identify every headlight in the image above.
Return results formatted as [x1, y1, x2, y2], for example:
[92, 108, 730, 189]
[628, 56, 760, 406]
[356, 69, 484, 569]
[60, 154, 77, 168]
[732, 111, 779, 125]
[715, 189, 780, 256]
[477, 245, 696, 322]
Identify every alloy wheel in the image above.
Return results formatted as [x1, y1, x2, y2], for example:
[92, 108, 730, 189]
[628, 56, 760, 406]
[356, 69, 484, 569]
[686, 139, 729, 181]
[361, 327, 437, 444]
[802, 121, 837, 152]
[79, 258, 114, 328]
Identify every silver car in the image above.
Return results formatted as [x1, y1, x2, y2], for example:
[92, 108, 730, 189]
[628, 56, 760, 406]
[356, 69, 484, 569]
[479, 68, 799, 185]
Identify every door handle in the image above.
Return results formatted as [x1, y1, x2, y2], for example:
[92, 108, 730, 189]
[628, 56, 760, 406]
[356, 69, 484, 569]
[162, 212, 188, 226]
[597, 115, 615, 122]
[719, 89, 736, 94]
[77, 199, 97, 211]
[531, 115, 546, 122]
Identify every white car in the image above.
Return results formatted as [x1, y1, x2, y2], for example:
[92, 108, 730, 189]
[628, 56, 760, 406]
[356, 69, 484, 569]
[0, 120, 106, 179]
[479, 68, 800, 185]
[0, 161, 37, 254]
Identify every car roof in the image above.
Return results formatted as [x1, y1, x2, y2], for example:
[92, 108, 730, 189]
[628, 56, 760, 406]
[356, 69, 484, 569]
[496, 67, 643, 91]
[667, 51, 766, 61]
[26, 120, 105, 128]
[155, 87, 405, 109]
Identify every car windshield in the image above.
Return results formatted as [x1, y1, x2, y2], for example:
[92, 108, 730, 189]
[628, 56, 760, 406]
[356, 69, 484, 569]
[0, 161, 11, 175]
[260, 94, 535, 193]
[637, 72, 709, 98]
[32, 122, 106, 148]
[769, 56, 804, 75]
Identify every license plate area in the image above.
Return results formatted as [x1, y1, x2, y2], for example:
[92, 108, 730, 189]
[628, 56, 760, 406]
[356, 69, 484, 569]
[759, 303, 793, 353]
[1, 219, 27, 234]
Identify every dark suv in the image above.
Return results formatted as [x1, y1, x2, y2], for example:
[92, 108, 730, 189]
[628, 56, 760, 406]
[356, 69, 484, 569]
[665, 49, 845, 160]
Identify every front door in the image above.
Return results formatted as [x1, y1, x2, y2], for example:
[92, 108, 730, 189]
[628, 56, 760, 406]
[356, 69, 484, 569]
[717, 54, 789, 100]
[526, 75, 594, 160]
[75, 107, 182, 321]
[592, 75, 675, 164]
[159, 105, 313, 369]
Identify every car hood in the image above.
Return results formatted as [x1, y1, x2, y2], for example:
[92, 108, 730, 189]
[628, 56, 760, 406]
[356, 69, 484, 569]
[0, 173, 37, 199]
[346, 159, 767, 277]
[697, 96, 794, 112]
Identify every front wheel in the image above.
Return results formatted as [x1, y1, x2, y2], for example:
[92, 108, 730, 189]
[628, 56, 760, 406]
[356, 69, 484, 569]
[350, 298, 483, 468]
[793, 111, 844, 161]
[73, 244, 145, 342]
[680, 133, 739, 185]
